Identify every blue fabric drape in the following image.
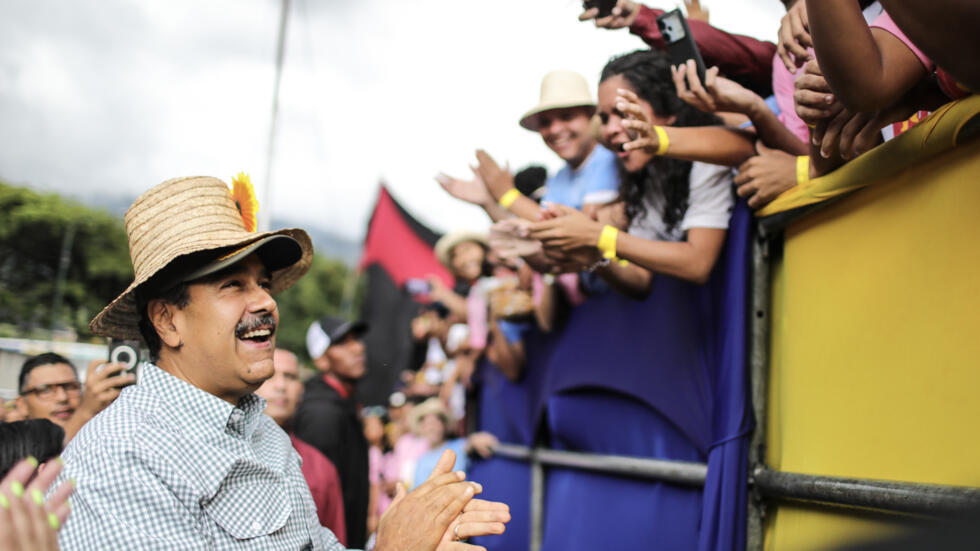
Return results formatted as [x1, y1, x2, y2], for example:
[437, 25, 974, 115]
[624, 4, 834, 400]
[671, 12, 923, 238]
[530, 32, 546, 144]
[470, 200, 753, 551]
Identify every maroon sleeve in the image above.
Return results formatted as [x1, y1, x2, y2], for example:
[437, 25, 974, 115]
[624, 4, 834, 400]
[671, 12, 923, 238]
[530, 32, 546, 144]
[628, 4, 777, 97]
[292, 435, 348, 546]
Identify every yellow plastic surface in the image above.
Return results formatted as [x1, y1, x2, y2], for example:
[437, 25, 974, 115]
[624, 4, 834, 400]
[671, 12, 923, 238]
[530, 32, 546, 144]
[763, 133, 980, 549]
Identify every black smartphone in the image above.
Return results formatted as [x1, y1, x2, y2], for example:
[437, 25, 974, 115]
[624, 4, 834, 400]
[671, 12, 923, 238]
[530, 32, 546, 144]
[108, 339, 142, 381]
[583, 0, 617, 18]
[656, 8, 707, 84]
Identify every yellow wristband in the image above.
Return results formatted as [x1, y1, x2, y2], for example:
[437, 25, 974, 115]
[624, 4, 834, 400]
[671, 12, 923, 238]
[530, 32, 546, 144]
[796, 155, 810, 187]
[498, 188, 521, 209]
[653, 125, 670, 156]
[597, 225, 619, 260]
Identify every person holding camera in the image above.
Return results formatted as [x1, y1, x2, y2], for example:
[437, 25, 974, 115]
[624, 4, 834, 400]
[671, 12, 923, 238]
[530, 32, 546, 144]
[15, 353, 131, 444]
[54, 176, 509, 550]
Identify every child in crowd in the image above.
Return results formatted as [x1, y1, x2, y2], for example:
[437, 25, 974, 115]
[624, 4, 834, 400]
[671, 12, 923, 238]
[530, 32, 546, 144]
[409, 398, 498, 489]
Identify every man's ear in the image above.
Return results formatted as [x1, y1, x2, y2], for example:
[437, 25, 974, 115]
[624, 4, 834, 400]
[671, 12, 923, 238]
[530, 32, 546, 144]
[147, 298, 182, 349]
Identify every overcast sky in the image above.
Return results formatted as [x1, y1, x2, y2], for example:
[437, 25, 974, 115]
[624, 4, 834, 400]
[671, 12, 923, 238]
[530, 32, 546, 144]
[0, 0, 783, 245]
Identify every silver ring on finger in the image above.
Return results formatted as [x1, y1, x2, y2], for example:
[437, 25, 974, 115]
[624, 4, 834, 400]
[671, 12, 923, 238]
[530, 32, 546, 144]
[453, 523, 462, 541]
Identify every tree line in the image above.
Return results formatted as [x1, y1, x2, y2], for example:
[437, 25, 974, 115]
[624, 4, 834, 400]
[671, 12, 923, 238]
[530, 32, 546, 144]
[0, 182, 358, 362]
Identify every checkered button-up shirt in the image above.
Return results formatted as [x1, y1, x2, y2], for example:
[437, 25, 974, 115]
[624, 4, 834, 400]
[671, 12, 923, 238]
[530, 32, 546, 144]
[56, 363, 349, 550]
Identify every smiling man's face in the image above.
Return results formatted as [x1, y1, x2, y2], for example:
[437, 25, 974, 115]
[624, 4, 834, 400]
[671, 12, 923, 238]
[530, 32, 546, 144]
[18, 362, 80, 427]
[170, 253, 279, 403]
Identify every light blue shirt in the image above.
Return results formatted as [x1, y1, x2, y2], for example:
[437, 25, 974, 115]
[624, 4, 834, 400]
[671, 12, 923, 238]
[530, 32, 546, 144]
[413, 438, 469, 489]
[541, 144, 620, 209]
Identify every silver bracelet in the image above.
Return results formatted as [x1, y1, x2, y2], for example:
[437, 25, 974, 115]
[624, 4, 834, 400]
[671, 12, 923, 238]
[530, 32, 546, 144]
[585, 257, 610, 272]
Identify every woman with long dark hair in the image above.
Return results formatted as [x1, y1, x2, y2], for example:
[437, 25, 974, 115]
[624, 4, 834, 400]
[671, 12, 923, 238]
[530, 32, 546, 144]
[530, 49, 754, 297]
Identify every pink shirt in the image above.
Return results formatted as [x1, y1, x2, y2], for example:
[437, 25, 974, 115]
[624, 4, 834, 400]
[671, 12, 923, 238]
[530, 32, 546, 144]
[870, 11, 934, 72]
[771, 52, 811, 144]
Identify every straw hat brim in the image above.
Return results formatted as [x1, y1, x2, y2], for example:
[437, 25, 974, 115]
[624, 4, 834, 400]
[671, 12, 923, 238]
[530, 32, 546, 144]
[434, 231, 489, 269]
[90, 228, 313, 340]
[408, 398, 454, 435]
[519, 102, 597, 131]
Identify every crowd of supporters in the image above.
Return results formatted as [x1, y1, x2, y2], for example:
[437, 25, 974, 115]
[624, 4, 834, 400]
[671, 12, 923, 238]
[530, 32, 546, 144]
[1, 0, 977, 549]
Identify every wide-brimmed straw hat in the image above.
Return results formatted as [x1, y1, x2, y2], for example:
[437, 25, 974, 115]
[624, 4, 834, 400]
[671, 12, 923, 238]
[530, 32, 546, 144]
[519, 70, 597, 131]
[434, 230, 488, 269]
[90, 176, 313, 340]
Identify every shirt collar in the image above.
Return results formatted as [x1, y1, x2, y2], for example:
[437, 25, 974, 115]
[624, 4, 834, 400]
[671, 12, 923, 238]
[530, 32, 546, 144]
[321, 373, 351, 400]
[141, 363, 267, 440]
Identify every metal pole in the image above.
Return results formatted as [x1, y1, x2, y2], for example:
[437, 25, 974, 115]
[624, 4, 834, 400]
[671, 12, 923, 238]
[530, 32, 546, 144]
[530, 447, 544, 551]
[752, 468, 980, 517]
[493, 444, 708, 487]
[746, 229, 774, 551]
[261, 0, 290, 232]
[49, 223, 76, 333]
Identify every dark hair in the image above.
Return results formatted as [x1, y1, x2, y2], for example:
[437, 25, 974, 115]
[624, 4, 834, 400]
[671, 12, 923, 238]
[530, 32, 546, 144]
[514, 165, 548, 203]
[600, 49, 720, 233]
[136, 282, 191, 361]
[19, 353, 76, 393]
[0, 419, 65, 479]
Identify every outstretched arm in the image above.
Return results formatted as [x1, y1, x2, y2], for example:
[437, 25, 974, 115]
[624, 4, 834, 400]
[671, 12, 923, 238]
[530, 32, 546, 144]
[672, 61, 808, 155]
[805, 0, 929, 112]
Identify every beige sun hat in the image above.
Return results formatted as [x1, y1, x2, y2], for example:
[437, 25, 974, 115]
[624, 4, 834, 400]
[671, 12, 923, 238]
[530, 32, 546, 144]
[519, 70, 597, 131]
[90, 176, 313, 340]
[409, 397, 454, 436]
[434, 230, 489, 269]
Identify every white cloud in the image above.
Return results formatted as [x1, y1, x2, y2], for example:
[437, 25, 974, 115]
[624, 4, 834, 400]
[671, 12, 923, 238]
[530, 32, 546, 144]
[0, 0, 782, 248]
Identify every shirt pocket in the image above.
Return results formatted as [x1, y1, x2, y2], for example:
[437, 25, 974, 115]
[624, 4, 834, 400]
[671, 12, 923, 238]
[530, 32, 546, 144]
[205, 478, 291, 540]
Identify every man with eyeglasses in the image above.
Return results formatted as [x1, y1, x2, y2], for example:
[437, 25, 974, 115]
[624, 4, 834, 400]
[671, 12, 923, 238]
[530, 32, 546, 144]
[16, 352, 132, 443]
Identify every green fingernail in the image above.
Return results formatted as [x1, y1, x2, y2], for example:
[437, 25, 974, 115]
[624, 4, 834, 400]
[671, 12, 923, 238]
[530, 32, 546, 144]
[11, 481, 24, 498]
[0, 494, 9, 509]
[26, 456, 39, 469]
[31, 488, 44, 506]
[56, 456, 64, 466]
[48, 512, 60, 531]
[69, 478, 76, 488]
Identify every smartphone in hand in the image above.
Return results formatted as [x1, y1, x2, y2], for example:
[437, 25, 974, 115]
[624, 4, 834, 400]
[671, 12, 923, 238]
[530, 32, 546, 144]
[583, 0, 617, 18]
[657, 9, 707, 83]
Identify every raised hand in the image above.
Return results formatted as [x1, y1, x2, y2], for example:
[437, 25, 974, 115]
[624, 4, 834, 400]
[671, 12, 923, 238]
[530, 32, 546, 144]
[436, 172, 493, 207]
[578, 0, 640, 29]
[672, 61, 759, 115]
[777, 0, 812, 72]
[0, 457, 74, 551]
[794, 59, 842, 128]
[473, 150, 514, 202]
[734, 143, 800, 209]
[684, 0, 710, 22]
[615, 88, 663, 155]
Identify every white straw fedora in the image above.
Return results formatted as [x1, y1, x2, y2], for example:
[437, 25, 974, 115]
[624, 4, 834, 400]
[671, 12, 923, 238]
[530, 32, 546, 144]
[90, 175, 313, 340]
[519, 70, 597, 131]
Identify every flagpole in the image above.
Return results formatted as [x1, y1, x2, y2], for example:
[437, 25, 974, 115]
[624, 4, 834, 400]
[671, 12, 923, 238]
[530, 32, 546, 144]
[261, 0, 290, 232]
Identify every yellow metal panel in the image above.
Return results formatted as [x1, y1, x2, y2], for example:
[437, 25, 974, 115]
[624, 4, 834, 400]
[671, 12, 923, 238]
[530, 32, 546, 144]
[764, 138, 980, 549]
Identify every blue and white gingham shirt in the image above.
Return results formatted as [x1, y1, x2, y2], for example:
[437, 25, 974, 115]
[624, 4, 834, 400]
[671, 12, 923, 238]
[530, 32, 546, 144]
[56, 363, 348, 550]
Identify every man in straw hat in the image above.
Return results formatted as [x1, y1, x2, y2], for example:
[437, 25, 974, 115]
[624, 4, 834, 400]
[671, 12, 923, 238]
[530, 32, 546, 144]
[55, 176, 509, 550]
[438, 70, 620, 222]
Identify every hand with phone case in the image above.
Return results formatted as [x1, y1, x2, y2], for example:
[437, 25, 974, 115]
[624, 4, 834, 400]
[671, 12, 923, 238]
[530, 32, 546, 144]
[578, 0, 640, 29]
[672, 60, 760, 116]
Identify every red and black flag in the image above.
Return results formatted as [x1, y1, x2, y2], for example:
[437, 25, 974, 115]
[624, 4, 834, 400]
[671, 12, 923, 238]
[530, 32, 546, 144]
[357, 185, 452, 405]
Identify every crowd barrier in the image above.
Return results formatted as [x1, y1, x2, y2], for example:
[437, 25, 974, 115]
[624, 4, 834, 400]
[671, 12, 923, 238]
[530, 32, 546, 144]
[467, 95, 980, 551]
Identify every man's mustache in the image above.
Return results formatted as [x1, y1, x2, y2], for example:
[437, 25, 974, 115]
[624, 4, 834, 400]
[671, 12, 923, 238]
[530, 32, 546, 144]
[235, 314, 277, 338]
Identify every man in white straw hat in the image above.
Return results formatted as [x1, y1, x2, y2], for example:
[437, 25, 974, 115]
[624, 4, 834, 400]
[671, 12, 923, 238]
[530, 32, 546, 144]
[54, 175, 509, 550]
[438, 69, 620, 223]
